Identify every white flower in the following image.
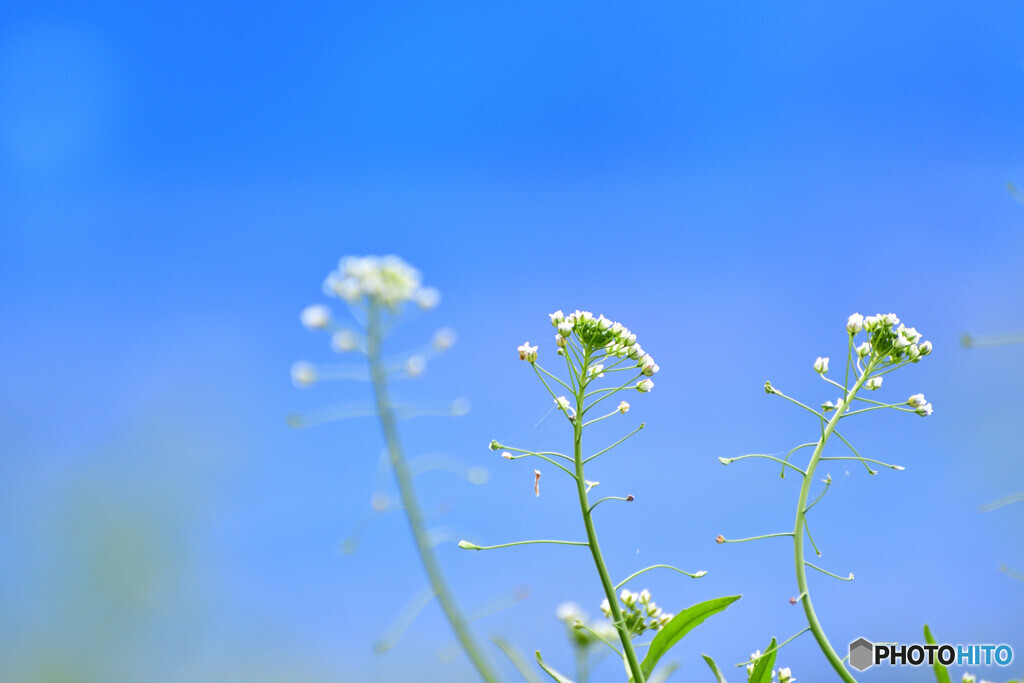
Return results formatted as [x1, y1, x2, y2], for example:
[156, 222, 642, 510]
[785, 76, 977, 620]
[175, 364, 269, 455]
[885, 313, 900, 326]
[331, 329, 359, 353]
[549, 310, 565, 326]
[919, 340, 933, 356]
[618, 401, 630, 414]
[779, 667, 795, 682]
[915, 402, 933, 417]
[432, 328, 457, 351]
[898, 324, 921, 343]
[517, 341, 538, 363]
[908, 393, 927, 407]
[865, 376, 882, 390]
[639, 354, 659, 376]
[555, 396, 571, 411]
[847, 313, 864, 334]
[597, 315, 613, 330]
[894, 335, 911, 349]
[555, 333, 566, 348]
[628, 344, 644, 360]
[556, 602, 581, 622]
[405, 355, 426, 377]
[637, 379, 654, 393]
[600, 598, 611, 617]
[587, 363, 605, 378]
[638, 589, 651, 604]
[863, 314, 882, 331]
[324, 255, 425, 308]
[557, 321, 574, 337]
[620, 589, 637, 606]
[961, 674, 975, 683]
[814, 357, 829, 374]
[300, 304, 331, 330]
[291, 361, 317, 387]
[856, 342, 872, 357]
[414, 287, 441, 309]
[822, 400, 835, 412]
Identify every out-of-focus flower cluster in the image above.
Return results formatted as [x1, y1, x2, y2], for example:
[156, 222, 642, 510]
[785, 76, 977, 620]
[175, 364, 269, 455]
[322, 255, 440, 310]
[599, 589, 672, 636]
[555, 602, 618, 649]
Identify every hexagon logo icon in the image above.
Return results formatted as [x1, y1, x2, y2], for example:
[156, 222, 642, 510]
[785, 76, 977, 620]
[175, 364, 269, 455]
[849, 637, 874, 672]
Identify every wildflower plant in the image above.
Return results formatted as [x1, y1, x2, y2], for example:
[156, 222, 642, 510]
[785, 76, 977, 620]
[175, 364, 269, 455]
[290, 256, 501, 682]
[462, 310, 739, 682]
[714, 313, 933, 682]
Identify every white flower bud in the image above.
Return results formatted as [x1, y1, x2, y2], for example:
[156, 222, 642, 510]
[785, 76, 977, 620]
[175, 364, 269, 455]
[331, 329, 359, 353]
[618, 401, 630, 414]
[856, 342, 872, 357]
[555, 333, 566, 348]
[597, 315, 613, 330]
[517, 341, 538, 363]
[414, 287, 441, 309]
[549, 310, 565, 326]
[291, 361, 318, 387]
[908, 393, 927, 407]
[556, 602, 581, 622]
[558, 321, 574, 337]
[300, 304, 331, 330]
[915, 402, 933, 417]
[814, 357, 829, 374]
[587, 364, 605, 378]
[637, 379, 654, 392]
[405, 355, 426, 377]
[600, 598, 611, 616]
[620, 589, 636, 606]
[432, 327, 457, 351]
[822, 400, 836, 412]
[919, 340, 933, 355]
[638, 589, 651, 603]
[640, 357, 659, 376]
[628, 344, 644, 360]
[555, 396, 571, 411]
[779, 667, 794, 682]
[894, 335, 911, 349]
[885, 313, 900, 327]
[847, 313, 864, 334]
[907, 344, 921, 362]
[865, 376, 882, 390]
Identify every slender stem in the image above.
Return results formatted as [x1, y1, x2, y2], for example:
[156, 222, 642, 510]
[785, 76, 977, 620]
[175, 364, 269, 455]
[573, 347, 647, 682]
[365, 304, 500, 683]
[792, 360, 876, 683]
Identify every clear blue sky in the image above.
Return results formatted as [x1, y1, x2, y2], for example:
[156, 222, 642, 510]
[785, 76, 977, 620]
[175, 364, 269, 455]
[1, 3, 1022, 681]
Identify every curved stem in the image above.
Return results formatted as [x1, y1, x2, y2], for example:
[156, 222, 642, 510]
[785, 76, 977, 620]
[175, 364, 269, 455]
[793, 361, 875, 683]
[573, 347, 647, 682]
[366, 304, 501, 683]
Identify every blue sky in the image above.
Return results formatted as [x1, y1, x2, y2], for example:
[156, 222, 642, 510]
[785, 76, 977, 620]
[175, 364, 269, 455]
[1, 3, 1023, 681]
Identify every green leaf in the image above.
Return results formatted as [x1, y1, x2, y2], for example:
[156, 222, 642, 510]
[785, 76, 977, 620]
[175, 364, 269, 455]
[492, 637, 541, 683]
[747, 638, 777, 683]
[702, 654, 727, 683]
[639, 595, 741, 679]
[535, 651, 574, 683]
[923, 625, 951, 683]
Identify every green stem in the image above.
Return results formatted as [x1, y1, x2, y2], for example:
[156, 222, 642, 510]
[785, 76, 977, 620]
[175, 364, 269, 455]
[366, 304, 500, 683]
[793, 361, 876, 683]
[573, 347, 647, 683]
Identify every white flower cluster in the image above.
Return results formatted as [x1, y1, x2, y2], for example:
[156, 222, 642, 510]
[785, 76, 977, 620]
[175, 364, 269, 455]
[847, 312, 933, 364]
[745, 651, 795, 682]
[556, 602, 617, 649]
[599, 589, 672, 635]
[547, 309, 659, 391]
[322, 255, 440, 310]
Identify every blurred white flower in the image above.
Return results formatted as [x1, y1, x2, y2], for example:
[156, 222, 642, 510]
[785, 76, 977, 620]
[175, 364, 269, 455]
[301, 304, 331, 330]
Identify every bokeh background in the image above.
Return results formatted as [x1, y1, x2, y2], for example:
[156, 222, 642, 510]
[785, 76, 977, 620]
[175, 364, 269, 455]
[2, 3, 1022, 681]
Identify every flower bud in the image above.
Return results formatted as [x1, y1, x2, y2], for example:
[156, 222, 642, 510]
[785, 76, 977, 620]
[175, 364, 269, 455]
[597, 315, 613, 330]
[501, 451, 513, 460]
[847, 313, 864, 334]
[331, 329, 358, 353]
[640, 358, 659, 376]
[618, 401, 630, 414]
[915, 402, 933, 417]
[555, 396, 571, 411]
[908, 393, 927, 407]
[813, 357, 829, 374]
[856, 342, 872, 357]
[555, 334, 566, 348]
[405, 355, 426, 377]
[300, 305, 331, 330]
[865, 376, 882, 390]
[291, 361, 318, 387]
[549, 310, 565, 326]
[517, 341, 538, 363]
[715, 534, 725, 544]
[458, 540, 479, 550]
[414, 287, 441, 309]
[558, 321, 574, 337]
[489, 440, 502, 451]
[919, 340, 932, 355]
[637, 379, 654, 393]
[432, 327, 457, 351]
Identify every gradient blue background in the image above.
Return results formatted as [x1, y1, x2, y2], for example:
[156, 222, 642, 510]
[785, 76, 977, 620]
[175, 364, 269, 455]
[1, 3, 1022, 681]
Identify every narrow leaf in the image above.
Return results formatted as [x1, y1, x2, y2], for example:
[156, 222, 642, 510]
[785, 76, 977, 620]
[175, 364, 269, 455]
[923, 625, 951, 683]
[703, 654, 727, 683]
[639, 595, 741, 679]
[747, 638, 777, 683]
[535, 651, 575, 683]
